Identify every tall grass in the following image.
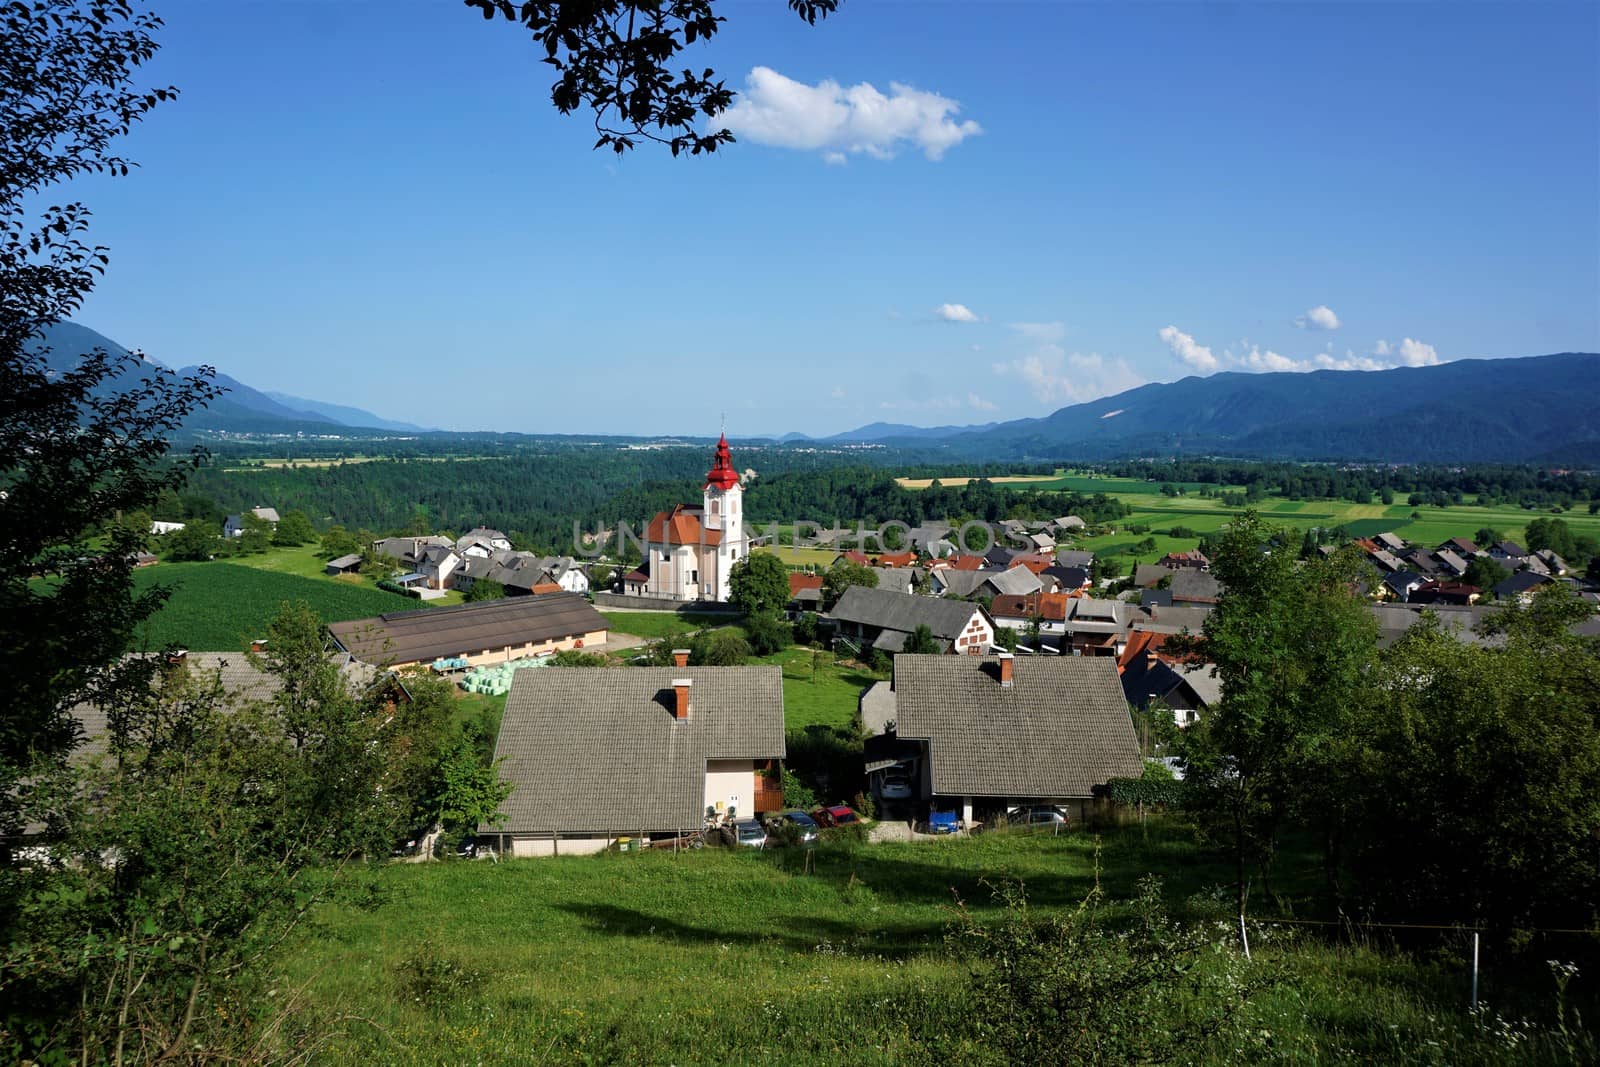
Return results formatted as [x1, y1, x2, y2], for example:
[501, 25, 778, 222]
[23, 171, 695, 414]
[271, 822, 1594, 1064]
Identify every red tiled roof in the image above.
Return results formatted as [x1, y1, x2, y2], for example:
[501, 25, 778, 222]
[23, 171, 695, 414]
[939, 555, 986, 571]
[989, 591, 1070, 623]
[788, 573, 824, 595]
[837, 550, 871, 566]
[646, 504, 723, 546]
[875, 551, 917, 568]
[1009, 555, 1052, 575]
[530, 582, 563, 595]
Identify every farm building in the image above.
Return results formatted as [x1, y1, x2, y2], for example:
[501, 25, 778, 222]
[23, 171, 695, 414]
[486, 664, 786, 857]
[327, 592, 609, 669]
[325, 553, 363, 575]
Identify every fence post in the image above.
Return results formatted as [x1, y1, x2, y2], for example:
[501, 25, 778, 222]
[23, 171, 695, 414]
[1471, 931, 1480, 1011]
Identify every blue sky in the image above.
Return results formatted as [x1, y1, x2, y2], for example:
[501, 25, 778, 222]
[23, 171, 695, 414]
[69, 1, 1599, 436]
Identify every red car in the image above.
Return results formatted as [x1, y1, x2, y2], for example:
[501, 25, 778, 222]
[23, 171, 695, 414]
[811, 805, 861, 828]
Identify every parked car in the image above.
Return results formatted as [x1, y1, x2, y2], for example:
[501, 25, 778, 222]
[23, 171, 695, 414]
[732, 818, 769, 849]
[768, 810, 820, 844]
[1007, 805, 1069, 827]
[880, 773, 913, 800]
[811, 805, 861, 828]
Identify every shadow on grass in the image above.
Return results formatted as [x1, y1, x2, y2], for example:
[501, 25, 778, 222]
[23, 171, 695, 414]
[554, 900, 947, 959]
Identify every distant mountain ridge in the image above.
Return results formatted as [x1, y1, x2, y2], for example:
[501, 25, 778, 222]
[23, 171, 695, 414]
[27, 322, 424, 435]
[824, 353, 1600, 463]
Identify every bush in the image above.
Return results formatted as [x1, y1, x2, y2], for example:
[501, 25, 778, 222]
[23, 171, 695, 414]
[780, 766, 816, 810]
[1104, 775, 1186, 808]
[690, 629, 751, 666]
[742, 610, 792, 656]
[792, 611, 820, 646]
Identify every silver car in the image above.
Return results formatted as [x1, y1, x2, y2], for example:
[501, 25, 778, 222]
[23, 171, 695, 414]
[732, 818, 769, 849]
[881, 773, 913, 800]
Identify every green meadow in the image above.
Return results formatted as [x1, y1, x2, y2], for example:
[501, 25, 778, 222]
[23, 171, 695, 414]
[272, 822, 1593, 1065]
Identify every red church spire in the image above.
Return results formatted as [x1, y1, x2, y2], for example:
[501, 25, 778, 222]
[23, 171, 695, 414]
[705, 433, 738, 490]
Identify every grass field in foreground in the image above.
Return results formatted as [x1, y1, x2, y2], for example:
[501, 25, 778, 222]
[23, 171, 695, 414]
[275, 821, 1590, 1065]
[131, 562, 416, 650]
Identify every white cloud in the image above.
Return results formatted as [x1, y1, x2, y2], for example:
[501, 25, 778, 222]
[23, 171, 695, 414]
[935, 303, 981, 323]
[1008, 321, 1066, 343]
[1163, 326, 1447, 376]
[822, 151, 847, 166]
[1158, 326, 1220, 373]
[967, 392, 997, 411]
[830, 386, 847, 399]
[1374, 337, 1440, 366]
[716, 66, 982, 161]
[993, 345, 1145, 406]
[1295, 304, 1341, 331]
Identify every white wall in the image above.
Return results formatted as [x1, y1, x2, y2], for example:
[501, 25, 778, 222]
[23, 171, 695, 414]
[704, 759, 756, 821]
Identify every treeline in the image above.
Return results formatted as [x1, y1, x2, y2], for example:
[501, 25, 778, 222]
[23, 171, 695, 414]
[1107, 458, 1600, 510]
[176, 453, 1130, 554]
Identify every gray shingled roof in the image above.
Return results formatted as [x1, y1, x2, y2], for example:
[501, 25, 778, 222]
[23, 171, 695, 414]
[830, 585, 988, 642]
[489, 666, 785, 834]
[933, 569, 990, 598]
[1169, 570, 1221, 602]
[892, 655, 1141, 798]
[983, 567, 1043, 597]
[328, 591, 607, 665]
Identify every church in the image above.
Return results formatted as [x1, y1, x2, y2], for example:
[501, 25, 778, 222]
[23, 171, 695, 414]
[623, 434, 751, 602]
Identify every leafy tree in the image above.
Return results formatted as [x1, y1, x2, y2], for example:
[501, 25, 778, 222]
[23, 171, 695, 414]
[163, 520, 218, 562]
[690, 628, 750, 666]
[1176, 513, 1375, 926]
[320, 523, 361, 558]
[742, 609, 792, 656]
[1525, 516, 1576, 559]
[2, 602, 434, 1061]
[428, 732, 515, 840]
[1347, 588, 1600, 928]
[271, 507, 315, 546]
[994, 626, 1018, 653]
[792, 611, 819, 646]
[1, 0, 218, 852]
[727, 551, 790, 615]
[1474, 526, 1504, 548]
[465, 578, 507, 602]
[1463, 555, 1510, 593]
[588, 562, 614, 590]
[902, 624, 940, 656]
[468, 0, 839, 155]
[821, 560, 877, 611]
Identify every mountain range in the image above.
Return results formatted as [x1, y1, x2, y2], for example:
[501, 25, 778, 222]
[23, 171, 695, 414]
[27, 322, 1600, 463]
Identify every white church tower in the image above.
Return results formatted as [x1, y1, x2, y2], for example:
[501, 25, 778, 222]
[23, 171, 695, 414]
[702, 433, 747, 601]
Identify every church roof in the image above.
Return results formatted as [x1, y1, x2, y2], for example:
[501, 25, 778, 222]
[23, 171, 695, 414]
[705, 433, 739, 490]
[647, 504, 724, 546]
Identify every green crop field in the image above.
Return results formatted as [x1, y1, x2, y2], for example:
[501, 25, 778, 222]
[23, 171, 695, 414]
[130, 562, 418, 651]
[270, 821, 1587, 1065]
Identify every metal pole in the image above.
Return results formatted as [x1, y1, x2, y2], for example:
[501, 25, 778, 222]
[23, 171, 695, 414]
[1239, 914, 1251, 960]
[1471, 932, 1480, 1011]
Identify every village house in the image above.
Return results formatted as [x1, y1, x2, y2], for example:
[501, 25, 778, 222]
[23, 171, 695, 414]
[1118, 631, 1219, 727]
[1160, 549, 1210, 571]
[485, 662, 785, 857]
[456, 527, 513, 558]
[864, 653, 1142, 824]
[223, 506, 280, 538]
[828, 586, 995, 655]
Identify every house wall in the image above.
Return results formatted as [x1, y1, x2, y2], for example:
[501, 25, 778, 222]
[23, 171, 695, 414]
[951, 612, 993, 655]
[704, 759, 757, 821]
[393, 627, 609, 669]
[510, 835, 610, 858]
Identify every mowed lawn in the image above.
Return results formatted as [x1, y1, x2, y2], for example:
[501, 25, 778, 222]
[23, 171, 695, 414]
[130, 562, 415, 650]
[758, 645, 881, 731]
[598, 610, 738, 639]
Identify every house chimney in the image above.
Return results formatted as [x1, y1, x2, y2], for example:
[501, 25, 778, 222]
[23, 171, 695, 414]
[671, 678, 693, 720]
[672, 648, 690, 669]
[997, 651, 1014, 687]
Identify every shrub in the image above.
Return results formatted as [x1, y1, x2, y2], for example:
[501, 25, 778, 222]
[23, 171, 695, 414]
[742, 610, 792, 656]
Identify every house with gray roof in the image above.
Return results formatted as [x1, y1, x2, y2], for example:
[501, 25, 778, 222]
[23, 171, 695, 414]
[828, 585, 996, 654]
[978, 566, 1044, 600]
[880, 653, 1142, 823]
[1056, 549, 1095, 569]
[486, 665, 786, 856]
[1061, 597, 1135, 656]
[929, 567, 991, 599]
[1169, 570, 1221, 604]
[456, 527, 513, 558]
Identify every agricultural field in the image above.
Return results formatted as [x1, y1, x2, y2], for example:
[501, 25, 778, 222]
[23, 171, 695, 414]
[270, 821, 1589, 1065]
[129, 562, 417, 650]
[903, 470, 1600, 566]
[760, 544, 844, 569]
